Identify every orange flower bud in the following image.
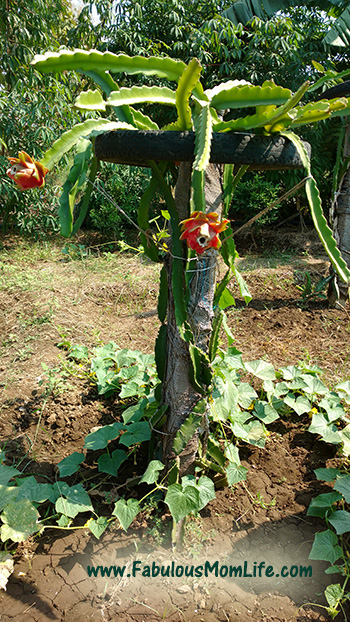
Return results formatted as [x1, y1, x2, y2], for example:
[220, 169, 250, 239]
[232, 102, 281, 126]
[6, 151, 48, 190]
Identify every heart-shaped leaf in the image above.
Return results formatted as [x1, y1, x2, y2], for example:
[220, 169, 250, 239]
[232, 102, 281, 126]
[0, 499, 40, 543]
[140, 460, 165, 485]
[329, 510, 350, 535]
[57, 452, 85, 477]
[309, 530, 342, 564]
[97, 450, 127, 476]
[55, 483, 93, 518]
[113, 498, 140, 531]
[84, 422, 123, 451]
[164, 484, 200, 523]
[88, 516, 109, 539]
[245, 359, 276, 381]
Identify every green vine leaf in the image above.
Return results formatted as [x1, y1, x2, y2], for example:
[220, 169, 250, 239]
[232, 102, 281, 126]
[0, 486, 19, 513]
[16, 477, 53, 504]
[113, 498, 140, 531]
[84, 422, 123, 451]
[0, 499, 40, 543]
[307, 492, 343, 518]
[314, 468, 342, 482]
[181, 475, 216, 511]
[88, 516, 109, 539]
[334, 474, 350, 502]
[0, 465, 20, 486]
[244, 359, 276, 381]
[57, 453, 85, 478]
[97, 449, 128, 476]
[328, 510, 350, 535]
[140, 460, 165, 485]
[309, 530, 342, 564]
[118, 422, 151, 447]
[325, 584, 344, 611]
[308, 412, 342, 444]
[225, 462, 248, 486]
[164, 483, 200, 523]
[54, 483, 94, 519]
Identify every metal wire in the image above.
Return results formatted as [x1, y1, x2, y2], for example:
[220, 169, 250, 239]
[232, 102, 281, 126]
[88, 178, 217, 273]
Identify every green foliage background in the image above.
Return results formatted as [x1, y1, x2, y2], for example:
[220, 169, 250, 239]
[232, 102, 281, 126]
[1, 0, 350, 236]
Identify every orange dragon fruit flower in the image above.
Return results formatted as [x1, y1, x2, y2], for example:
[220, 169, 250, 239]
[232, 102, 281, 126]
[6, 151, 49, 190]
[180, 211, 229, 254]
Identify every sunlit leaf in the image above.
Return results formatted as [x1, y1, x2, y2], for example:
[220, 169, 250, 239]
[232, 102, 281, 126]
[0, 499, 40, 543]
[88, 516, 109, 539]
[207, 81, 291, 110]
[181, 476, 216, 511]
[176, 58, 202, 130]
[164, 483, 200, 523]
[55, 483, 93, 518]
[140, 460, 165, 485]
[225, 463, 248, 486]
[244, 359, 275, 380]
[308, 413, 342, 444]
[113, 498, 140, 531]
[0, 552, 14, 591]
[41, 119, 136, 170]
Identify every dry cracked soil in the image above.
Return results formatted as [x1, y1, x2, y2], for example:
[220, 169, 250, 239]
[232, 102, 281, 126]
[0, 229, 349, 622]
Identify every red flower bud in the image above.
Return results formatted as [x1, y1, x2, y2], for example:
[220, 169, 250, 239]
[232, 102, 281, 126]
[180, 211, 229, 254]
[6, 151, 49, 190]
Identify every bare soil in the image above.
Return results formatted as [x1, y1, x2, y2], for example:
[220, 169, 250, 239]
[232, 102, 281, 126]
[0, 229, 349, 622]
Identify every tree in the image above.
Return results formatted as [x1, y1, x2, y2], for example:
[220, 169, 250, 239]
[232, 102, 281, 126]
[0, 1, 98, 234]
[222, 0, 350, 48]
[0, 0, 75, 90]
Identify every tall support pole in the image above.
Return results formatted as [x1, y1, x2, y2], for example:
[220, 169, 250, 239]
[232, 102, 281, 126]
[162, 163, 223, 475]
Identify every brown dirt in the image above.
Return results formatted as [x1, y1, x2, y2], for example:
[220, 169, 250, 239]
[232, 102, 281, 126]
[0, 230, 349, 622]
